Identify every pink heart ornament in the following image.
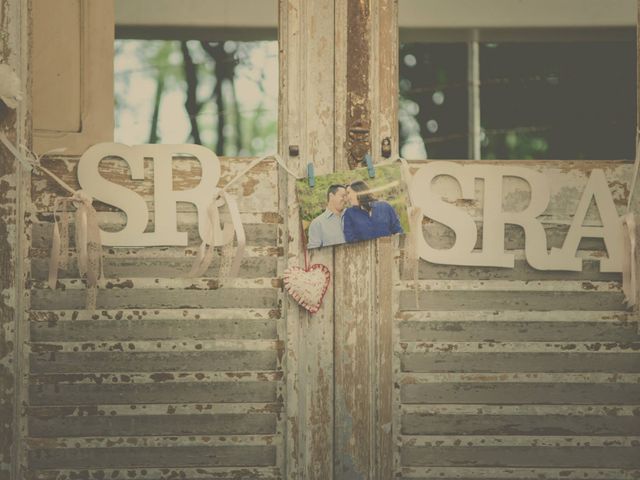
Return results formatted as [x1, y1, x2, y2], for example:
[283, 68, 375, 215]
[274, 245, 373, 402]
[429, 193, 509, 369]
[283, 264, 331, 314]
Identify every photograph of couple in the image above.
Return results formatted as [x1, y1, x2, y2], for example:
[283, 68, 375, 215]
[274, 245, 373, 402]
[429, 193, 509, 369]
[296, 164, 410, 249]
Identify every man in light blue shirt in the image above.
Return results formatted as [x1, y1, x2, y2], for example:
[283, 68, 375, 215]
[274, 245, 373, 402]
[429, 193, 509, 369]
[307, 184, 347, 248]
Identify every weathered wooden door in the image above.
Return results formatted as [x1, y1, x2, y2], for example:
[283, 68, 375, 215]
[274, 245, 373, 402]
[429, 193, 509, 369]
[280, 0, 399, 478]
[2, 0, 639, 479]
[283, 1, 640, 479]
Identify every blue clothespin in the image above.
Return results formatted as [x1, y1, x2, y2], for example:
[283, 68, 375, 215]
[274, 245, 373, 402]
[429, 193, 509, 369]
[307, 162, 316, 187]
[365, 154, 376, 178]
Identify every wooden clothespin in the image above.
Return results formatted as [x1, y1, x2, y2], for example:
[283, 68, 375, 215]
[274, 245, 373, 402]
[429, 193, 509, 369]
[365, 154, 376, 178]
[307, 162, 316, 187]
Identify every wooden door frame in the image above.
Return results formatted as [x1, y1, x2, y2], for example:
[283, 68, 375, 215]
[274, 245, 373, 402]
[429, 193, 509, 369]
[281, 1, 640, 479]
[280, 0, 398, 478]
[0, 0, 30, 479]
[280, 1, 336, 478]
[2, 0, 639, 478]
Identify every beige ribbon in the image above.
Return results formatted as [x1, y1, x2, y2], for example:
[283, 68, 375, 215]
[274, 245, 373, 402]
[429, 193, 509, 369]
[188, 191, 247, 279]
[621, 213, 637, 308]
[189, 192, 226, 277]
[621, 133, 640, 308]
[223, 192, 246, 278]
[1, 132, 101, 309]
[49, 190, 102, 310]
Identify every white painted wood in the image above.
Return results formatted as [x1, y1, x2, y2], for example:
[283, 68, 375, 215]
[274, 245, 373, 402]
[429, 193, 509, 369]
[115, 0, 636, 30]
[399, 0, 636, 28]
[116, 0, 278, 30]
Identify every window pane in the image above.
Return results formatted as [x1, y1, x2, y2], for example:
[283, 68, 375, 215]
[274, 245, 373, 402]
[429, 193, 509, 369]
[114, 39, 278, 156]
[480, 41, 636, 160]
[399, 43, 468, 159]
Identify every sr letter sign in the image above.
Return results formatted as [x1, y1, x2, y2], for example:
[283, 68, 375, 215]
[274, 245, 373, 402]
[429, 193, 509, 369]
[410, 162, 623, 272]
[76, 146, 624, 273]
[78, 143, 223, 247]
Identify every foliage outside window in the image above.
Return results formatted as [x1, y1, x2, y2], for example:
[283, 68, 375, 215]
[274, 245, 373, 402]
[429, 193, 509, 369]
[115, 39, 278, 157]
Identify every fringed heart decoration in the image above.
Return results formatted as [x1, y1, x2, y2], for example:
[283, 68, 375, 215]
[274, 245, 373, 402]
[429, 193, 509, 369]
[283, 264, 331, 314]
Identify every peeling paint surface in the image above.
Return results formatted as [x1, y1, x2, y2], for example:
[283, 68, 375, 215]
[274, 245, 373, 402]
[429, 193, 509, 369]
[390, 161, 640, 478]
[21, 147, 287, 477]
[5, 1, 640, 479]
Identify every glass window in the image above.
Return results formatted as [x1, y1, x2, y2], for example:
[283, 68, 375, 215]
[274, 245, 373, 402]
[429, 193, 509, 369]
[399, 3, 636, 163]
[114, 38, 278, 156]
[399, 43, 468, 159]
[480, 41, 636, 160]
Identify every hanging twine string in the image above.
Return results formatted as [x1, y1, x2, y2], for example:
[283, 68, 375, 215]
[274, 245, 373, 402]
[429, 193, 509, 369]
[188, 153, 301, 279]
[621, 131, 640, 308]
[621, 213, 636, 308]
[0, 132, 102, 310]
[397, 157, 422, 308]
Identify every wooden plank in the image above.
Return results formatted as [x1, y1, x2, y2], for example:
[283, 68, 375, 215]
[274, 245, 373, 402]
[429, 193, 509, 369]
[375, 237, 395, 479]
[373, 0, 400, 469]
[397, 280, 623, 292]
[30, 318, 278, 342]
[30, 371, 283, 385]
[31, 221, 279, 248]
[28, 435, 281, 448]
[401, 383, 640, 404]
[401, 413, 640, 435]
[333, 0, 400, 476]
[31, 255, 278, 279]
[400, 436, 640, 447]
[402, 404, 640, 415]
[399, 466, 640, 479]
[30, 339, 280, 352]
[28, 403, 283, 416]
[281, 0, 336, 477]
[399, 320, 640, 342]
[29, 308, 281, 323]
[28, 466, 282, 480]
[29, 413, 277, 437]
[397, 310, 634, 323]
[400, 445, 640, 468]
[30, 351, 278, 373]
[30, 382, 278, 405]
[403, 256, 621, 283]
[32, 277, 281, 291]
[399, 372, 640, 383]
[399, 340, 640, 352]
[334, 242, 375, 480]
[30, 288, 279, 310]
[0, 1, 29, 478]
[399, 352, 640, 373]
[28, 446, 277, 469]
[399, 290, 627, 311]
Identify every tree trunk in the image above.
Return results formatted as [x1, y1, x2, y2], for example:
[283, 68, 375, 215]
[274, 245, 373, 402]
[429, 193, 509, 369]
[148, 74, 164, 143]
[180, 41, 202, 144]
